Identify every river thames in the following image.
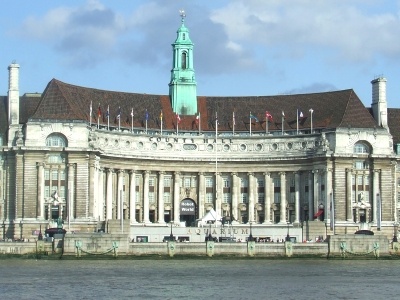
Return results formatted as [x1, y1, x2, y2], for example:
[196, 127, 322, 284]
[0, 258, 399, 299]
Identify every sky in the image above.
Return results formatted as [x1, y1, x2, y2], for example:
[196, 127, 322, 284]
[1, 0, 400, 108]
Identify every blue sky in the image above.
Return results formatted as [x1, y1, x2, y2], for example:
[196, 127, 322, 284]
[1, 0, 400, 108]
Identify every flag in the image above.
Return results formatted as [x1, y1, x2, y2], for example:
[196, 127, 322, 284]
[106, 105, 109, 117]
[176, 113, 181, 124]
[298, 109, 304, 118]
[131, 108, 134, 117]
[116, 107, 121, 119]
[265, 111, 273, 121]
[195, 113, 200, 124]
[282, 111, 285, 118]
[250, 113, 259, 122]
[233, 111, 236, 126]
[160, 110, 163, 120]
[145, 110, 149, 121]
[97, 104, 102, 118]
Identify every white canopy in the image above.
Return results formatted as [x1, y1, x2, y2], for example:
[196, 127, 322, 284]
[196, 208, 222, 227]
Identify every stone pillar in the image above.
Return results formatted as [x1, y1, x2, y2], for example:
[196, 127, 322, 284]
[248, 172, 255, 223]
[129, 170, 137, 223]
[279, 172, 286, 224]
[373, 169, 380, 223]
[198, 172, 205, 219]
[89, 161, 96, 218]
[37, 163, 45, 219]
[263, 172, 271, 224]
[346, 168, 353, 222]
[97, 168, 104, 221]
[294, 172, 300, 223]
[326, 168, 333, 223]
[117, 170, 124, 220]
[231, 172, 238, 222]
[158, 171, 165, 224]
[215, 172, 222, 217]
[308, 172, 313, 220]
[313, 169, 319, 217]
[67, 163, 75, 220]
[173, 171, 181, 223]
[106, 169, 113, 220]
[143, 170, 150, 223]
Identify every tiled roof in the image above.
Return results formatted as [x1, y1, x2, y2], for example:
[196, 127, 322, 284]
[28, 79, 379, 133]
[388, 108, 400, 144]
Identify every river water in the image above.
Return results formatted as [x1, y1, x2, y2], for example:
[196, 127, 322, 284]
[0, 258, 399, 300]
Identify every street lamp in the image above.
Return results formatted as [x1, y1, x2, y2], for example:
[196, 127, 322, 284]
[169, 221, 174, 241]
[248, 222, 253, 242]
[286, 222, 290, 242]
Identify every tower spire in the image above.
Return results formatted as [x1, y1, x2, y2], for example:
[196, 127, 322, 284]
[169, 10, 197, 116]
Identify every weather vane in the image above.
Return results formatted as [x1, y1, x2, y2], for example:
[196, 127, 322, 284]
[179, 9, 186, 22]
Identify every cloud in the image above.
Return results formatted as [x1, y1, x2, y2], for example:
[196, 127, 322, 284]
[284, 82, 338, 95]
[210, 0, 400, 64]
[18, 0, 126, 67]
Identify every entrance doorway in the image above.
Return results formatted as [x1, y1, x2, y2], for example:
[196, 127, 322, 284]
[180, 198, 196, 227]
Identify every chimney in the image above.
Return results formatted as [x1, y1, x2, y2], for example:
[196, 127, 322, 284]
[371, 77, 388, 129]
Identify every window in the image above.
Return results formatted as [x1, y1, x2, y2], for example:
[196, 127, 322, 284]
[164, 177, 171, 187]
[46, 134, 67, 147]
[354, 160, 369, 169]
[181, 52, 187, 69]
[354, 142, 369, 154]
[205, 177, 214, 188]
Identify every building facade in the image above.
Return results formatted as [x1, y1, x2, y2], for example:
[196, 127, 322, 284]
[0, 17, 399, 242]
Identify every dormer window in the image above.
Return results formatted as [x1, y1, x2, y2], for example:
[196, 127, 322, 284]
[46, 133, 67, 147]
[354, 142, 370, 154]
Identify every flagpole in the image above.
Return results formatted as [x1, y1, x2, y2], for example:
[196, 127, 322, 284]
[198, 112, 201, 135]
[118, 107, 121, 131]
[176, 114, 179, 135]
[145, 109, 148, 134]
[296, 109, 299, 135]
[249, 112, 252, 136]
[89, 101, 92, 127]
[233, 111, 235, 135]
[107, 105, 109, 131]
[309, 108, 314, 133]
[131, 108, 133, 132]
[265, 113, 268, 134]
[160, 110, 163, 135]
[281, 111, 284, 135]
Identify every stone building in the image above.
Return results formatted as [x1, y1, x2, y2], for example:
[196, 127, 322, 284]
[0, 16, 399, 241]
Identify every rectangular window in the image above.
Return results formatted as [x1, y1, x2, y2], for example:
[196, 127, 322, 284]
[206, 193, 213, 203]
[223, 193, 231, 203]
[164, 177, 171, 187]
[205, 177, 214, 188]
[183, 177, 191, 188]
[52, 170, 58, 180]
[163, 192, 171, 203]
[258, 193, 265, 203]
[149, 192, 155, 203]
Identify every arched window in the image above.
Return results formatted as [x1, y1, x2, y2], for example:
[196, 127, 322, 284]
[354, 142, 370, 154]
[181, 52, 187, 69]
[46, 133, 67, 147]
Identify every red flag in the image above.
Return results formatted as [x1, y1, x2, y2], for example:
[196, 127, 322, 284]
[195, 114, 199, 124]
[176, 113, 181, 124]
[265, 111, 273, 121]
[97, 104, 102, 117]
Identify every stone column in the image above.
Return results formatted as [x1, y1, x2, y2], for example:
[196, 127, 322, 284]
[231, 172, 238, 222]
[279, 172, 287, 224]
[158, 171, 165, 224]
[263, 172, 271, 224]
[37, 163, 45, 219]
[313, 169, 319, 217]
[373, 169, 380, 223]
[129, 170, 137, 223]
[106, 169, 113, 220]
[215, 172, 222, 217]
[97, 168, 104, 221]
[89, 161, 96, 218]
[67, 163, 75, 220]
[143, 170, 150, 223]
[173, 172, 181, 223]
[308, 172, 313, 220]
[198, 172, 205, 219]
[346, 168, 353, 222]
[248, 172, 255, 223]
[117, 170, 124, 220]
[294, 172, 300, 223]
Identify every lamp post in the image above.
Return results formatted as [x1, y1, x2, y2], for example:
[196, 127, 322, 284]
[38, 224, 43, 241]
[248, 222, 253, 242]
[169, 221, 174, 241]
[393, 223, 398, 243]
[2, 221, 5, 241]
[207, 221, 213, 241]
[286, 222, 290, 242]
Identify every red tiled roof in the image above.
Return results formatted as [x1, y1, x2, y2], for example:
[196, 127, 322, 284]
[27, 79, 378, 132]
